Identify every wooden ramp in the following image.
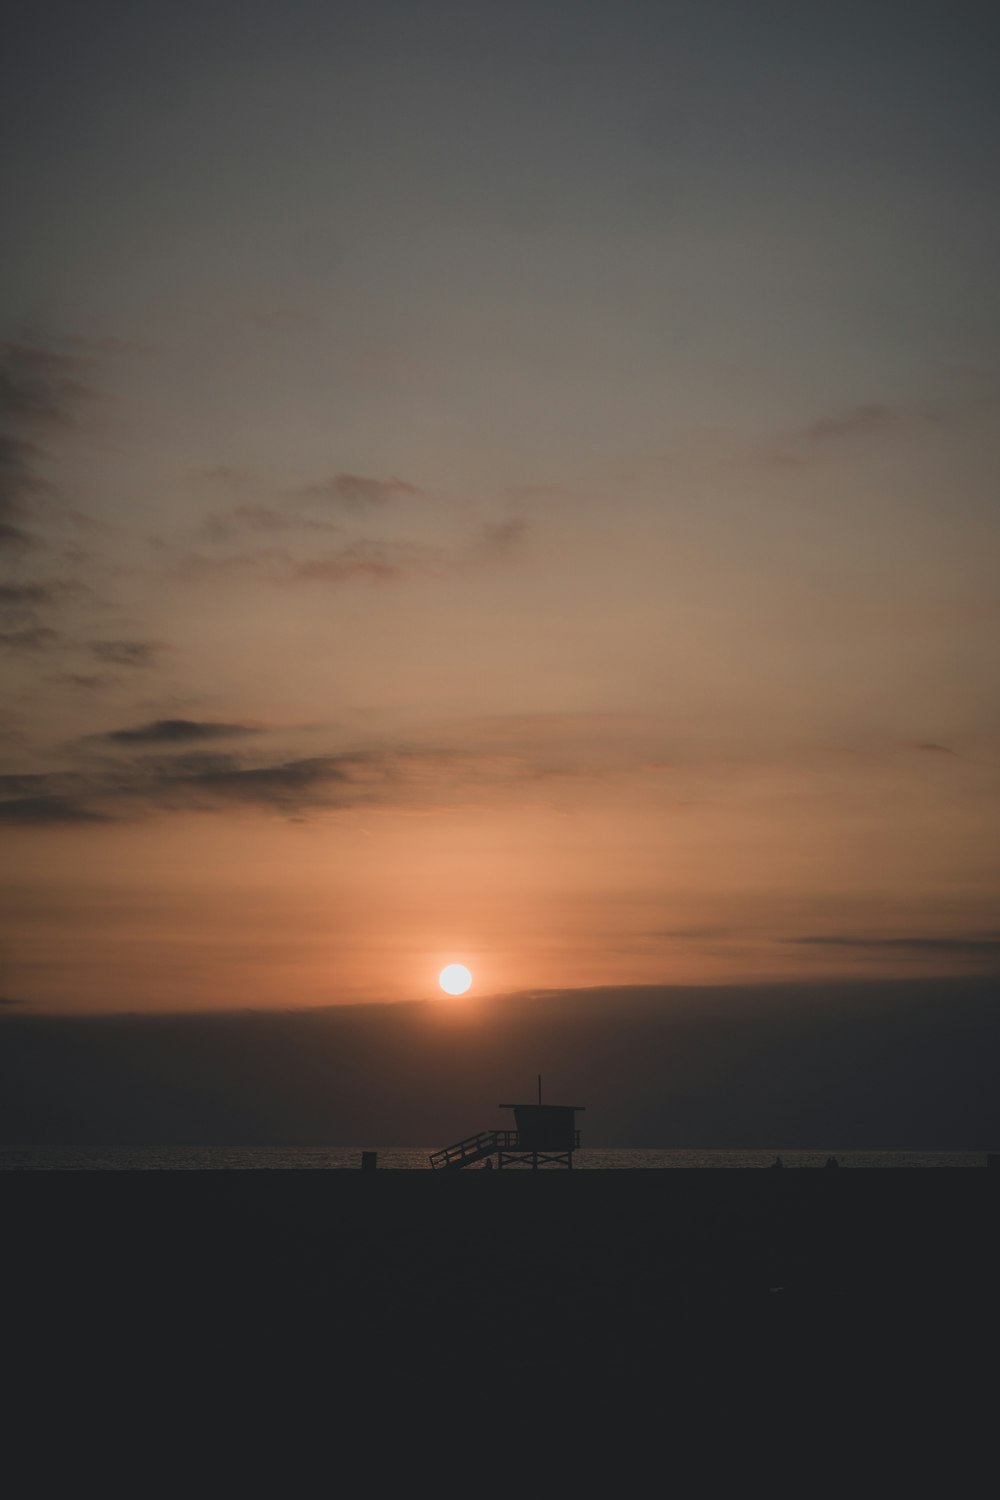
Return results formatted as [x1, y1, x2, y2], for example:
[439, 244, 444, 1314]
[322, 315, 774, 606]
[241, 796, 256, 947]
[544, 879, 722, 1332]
[429, 1130, 499, 1171]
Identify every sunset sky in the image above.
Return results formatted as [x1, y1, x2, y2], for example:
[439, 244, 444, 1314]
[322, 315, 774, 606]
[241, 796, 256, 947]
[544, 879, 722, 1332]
[3, 0, 999, 1016]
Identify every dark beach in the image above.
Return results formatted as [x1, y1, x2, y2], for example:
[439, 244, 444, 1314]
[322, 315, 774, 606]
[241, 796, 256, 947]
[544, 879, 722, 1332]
[8, 1168, 998, 1425]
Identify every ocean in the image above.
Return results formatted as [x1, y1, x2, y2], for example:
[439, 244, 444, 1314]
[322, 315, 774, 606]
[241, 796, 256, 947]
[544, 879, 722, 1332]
[0, 1146, 988, 1169]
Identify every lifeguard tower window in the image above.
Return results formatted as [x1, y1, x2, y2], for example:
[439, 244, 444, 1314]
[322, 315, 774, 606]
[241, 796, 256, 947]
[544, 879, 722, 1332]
[502, 1105, 580, 1152]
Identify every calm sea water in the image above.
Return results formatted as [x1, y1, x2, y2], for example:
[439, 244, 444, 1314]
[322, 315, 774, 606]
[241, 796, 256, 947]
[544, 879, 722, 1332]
[0, 1146, 988, 1170]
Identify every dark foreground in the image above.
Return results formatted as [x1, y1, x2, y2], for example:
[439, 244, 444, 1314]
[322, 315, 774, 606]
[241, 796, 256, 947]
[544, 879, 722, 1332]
[6, 1170, 997, 1477]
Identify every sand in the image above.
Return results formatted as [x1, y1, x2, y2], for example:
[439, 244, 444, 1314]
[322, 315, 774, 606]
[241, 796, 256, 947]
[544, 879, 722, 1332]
[5, 1167, 998, 1490]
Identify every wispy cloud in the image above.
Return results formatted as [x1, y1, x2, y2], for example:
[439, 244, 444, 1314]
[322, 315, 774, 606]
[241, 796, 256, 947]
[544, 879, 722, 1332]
[288, 540, 414, 584]
[0, 520, 41, 551]
[0, 343, 95, 429]
[100, 719, 261, 746]
[88, 639, 164, 668]
[292, 473, 422, 509]
[791, 934, 1000, 955]
[200, 503, 343, 544]
[0, 434, 46, 552]
[0, 625, 61, 651]
[762, 398, 944, 470]
[170, 466, 527, 588]
[647, 926, 736, 941]
[156, 753, 351, 811]
[0, 732, 611, 828]
[0, 582, 58, 605]
[478, 517, 529, 556]
[0, 795, 111, 826]
[198, 465, 250, 486]
[0, 434, 44, 525]
[0, 752, 372, 823]
[60, 334, 146, 356]
[0, 579, 81, 652]
[162, 531, 443, 586]
[0, 342, 98, 567]
[0, 343, 97, 549]
[803, 404, 906, 445]
[49, 671, 111, 691]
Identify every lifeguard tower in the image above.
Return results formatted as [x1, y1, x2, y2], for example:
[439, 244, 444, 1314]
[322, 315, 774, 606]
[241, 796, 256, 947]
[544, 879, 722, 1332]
[429, 1078, 584, 1170]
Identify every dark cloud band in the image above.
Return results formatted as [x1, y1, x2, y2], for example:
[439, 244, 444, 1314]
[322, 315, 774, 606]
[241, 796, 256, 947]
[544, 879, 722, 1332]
[102, 719, 261, 745]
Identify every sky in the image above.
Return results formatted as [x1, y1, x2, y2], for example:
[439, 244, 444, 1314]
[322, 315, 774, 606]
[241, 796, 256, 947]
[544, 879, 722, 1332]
[2, 0, 999, 1023]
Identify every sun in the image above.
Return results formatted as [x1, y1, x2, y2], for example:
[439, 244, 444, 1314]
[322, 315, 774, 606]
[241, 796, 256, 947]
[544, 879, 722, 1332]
[438, 963, 472, 996]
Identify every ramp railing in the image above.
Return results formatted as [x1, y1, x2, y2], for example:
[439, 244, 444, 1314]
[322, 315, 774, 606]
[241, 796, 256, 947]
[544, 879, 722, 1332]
[428, 1130, 499, 1171]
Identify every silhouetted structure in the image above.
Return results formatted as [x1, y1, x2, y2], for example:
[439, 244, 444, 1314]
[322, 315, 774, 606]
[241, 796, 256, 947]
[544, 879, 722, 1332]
[429, 1077, 584, 1170]
[495, 1098, 583, 1170]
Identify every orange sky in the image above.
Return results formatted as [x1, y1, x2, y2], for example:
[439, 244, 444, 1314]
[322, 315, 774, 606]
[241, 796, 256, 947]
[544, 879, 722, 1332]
[3, 4, 999, 1012]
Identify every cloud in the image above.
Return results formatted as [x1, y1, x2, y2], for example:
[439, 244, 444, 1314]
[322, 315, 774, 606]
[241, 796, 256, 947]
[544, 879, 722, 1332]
[168, 528, 510, 587]
[198, 465, 249, 485]
[88, 639, 163, 668]
[101, 719, 261, 746]
[479, 517, 529, 555]
[162, 754, 350, 810]
[0, 582, 56, 605]
[647, 926, 735, 941]
[0, 343, 97, 550]
[0, 753, 360, 825]
[0, 626, 60, 650]
[200, 503, 342, 543]
[0, 343, 95, 429]
[912, 741, 960, 758]
[293, 473, 422, 509]
[0, 795, 110, 826]
[0, 433, 46, 545]
[0, 521, 40, 551]
[289, 541, 407, 584]
[49, 671, 111, 691]
[0, 578, 86, 651]
[791, 934, 1000, 955]
[173, 493, 526, 588]
[762, 399, 945, 469]
[0, 734, 598, 828]
[804, 404, 903, 445]
[0, 433, 45, 521]
[0, 580, 63, 646]
[0, 994, 27, 1005]
[61, 334, 146, 356]
[4, 978, 1000, 1147]
[202, 504, 292, 539]
[1, 711, 645, 830]
[163, 534, 436, 587]
[0, 773, 57, 796]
